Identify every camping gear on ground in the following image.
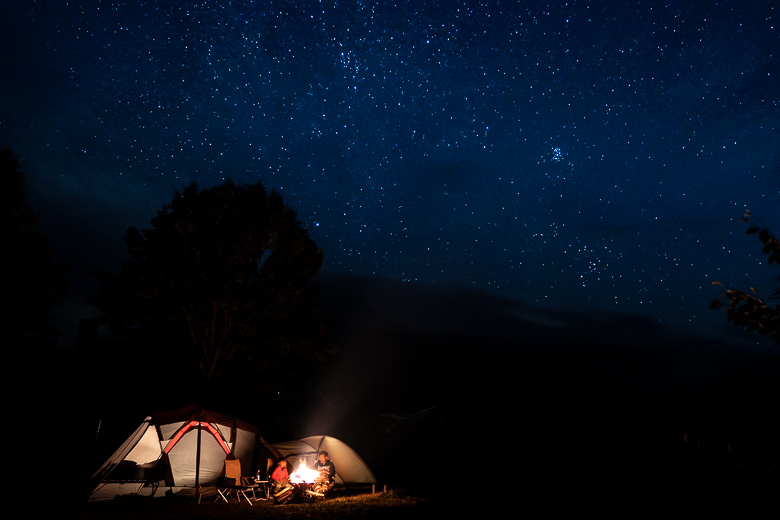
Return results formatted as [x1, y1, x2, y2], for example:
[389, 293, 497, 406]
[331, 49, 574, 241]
[88, 405, 281, 501]
[214, 459, 258, 505]
[273, 483, 297, 504]
[272, 481, 326, 504]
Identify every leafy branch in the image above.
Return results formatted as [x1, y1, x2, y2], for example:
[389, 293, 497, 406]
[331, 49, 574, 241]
[710, 210, 780, 346]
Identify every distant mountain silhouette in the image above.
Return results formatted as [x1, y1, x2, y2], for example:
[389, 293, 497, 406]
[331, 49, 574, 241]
[305, 272, 780, 477]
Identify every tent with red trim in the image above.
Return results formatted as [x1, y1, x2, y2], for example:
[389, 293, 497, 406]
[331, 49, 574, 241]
[88, 406, 281, 501]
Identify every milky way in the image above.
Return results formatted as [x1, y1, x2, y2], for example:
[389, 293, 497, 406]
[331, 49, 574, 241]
[1, 1, 778, 345]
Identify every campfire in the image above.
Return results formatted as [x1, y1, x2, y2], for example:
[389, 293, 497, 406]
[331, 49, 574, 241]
[289, 460, 319, 484]
[274, 459, 332, 504]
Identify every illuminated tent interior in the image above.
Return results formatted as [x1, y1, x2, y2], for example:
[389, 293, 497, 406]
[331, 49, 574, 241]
[88, 406, 281, 501]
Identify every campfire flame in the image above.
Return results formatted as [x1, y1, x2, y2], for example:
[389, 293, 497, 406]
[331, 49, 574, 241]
[289, 460, 319, 484]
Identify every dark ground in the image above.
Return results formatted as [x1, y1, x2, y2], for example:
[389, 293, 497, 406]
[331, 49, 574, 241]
[19, 478, 780, 520]
[26, 490, 435, 520]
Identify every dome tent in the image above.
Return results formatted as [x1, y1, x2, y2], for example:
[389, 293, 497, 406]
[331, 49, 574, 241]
[272, 435, 377, 487]
[88, 406, 281, 501]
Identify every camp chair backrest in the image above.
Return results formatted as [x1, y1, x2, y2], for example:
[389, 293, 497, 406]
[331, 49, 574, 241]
[224, 459, 242, 486]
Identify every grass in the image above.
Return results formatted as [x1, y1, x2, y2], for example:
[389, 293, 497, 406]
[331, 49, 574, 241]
[29, 489, 438, 520]
[17, 473, 779, 520]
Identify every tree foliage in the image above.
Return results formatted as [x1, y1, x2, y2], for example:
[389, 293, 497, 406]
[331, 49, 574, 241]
[711, 210, 780, 346]
[90, 180, 329, 397]
[0, 148, 69, 351]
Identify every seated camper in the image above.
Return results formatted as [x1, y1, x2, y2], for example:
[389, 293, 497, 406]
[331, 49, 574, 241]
[311, 451, 336, 496]
[270, 458, 290, 493]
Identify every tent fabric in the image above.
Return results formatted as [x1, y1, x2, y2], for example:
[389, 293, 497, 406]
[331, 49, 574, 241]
[88, 406, 281, 501]
[273, 435, 377, 486]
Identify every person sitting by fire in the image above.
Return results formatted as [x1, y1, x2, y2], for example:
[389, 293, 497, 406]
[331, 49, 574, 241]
[311, 451, 336, 496]
[270, 458, 290, 493]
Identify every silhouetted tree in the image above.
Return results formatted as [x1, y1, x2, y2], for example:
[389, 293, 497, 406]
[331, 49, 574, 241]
[90, 180, 330, 400]
[0, 148, 69, 352]
[711, 210, 779, 345]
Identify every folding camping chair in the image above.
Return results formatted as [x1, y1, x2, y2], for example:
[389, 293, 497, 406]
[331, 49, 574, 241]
[214, 459, 257, 505]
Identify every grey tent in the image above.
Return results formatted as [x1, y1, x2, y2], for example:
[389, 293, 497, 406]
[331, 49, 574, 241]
[273, 435, 377, 487]
[88, 406, 280, 501]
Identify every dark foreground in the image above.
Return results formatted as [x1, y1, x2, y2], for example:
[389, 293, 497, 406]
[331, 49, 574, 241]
[26, 491, 437, 520]
[18, 476, 780, 520]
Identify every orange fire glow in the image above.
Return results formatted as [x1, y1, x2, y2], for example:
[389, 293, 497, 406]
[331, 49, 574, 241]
[289, 461, 319, 484]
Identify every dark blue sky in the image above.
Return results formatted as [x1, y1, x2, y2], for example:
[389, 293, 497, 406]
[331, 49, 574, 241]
[1, 1, 778, 349]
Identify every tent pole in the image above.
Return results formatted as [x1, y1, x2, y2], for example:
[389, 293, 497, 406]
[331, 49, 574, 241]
[195, 423, 202, 499]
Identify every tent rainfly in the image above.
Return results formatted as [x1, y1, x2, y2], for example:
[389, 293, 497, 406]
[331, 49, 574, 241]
[273, 435, 377, 487]
[88, 406, 281, 501]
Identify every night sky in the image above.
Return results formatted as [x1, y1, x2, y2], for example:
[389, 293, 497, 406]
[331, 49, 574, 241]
[1, 1, 778, 351]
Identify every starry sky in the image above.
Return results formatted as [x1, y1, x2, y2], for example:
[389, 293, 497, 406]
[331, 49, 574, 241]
[1, 0, 778, 350]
